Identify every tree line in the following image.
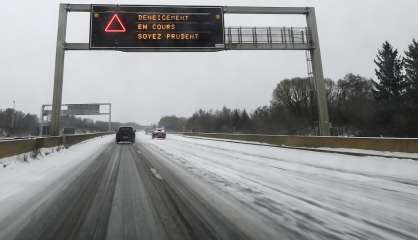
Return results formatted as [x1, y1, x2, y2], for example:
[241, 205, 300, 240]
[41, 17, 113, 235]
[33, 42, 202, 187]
[0, 108, 144, 137]
[0, 109, 39, 136]
[159, 39, 418, 137]
[60, 115, 144, 133]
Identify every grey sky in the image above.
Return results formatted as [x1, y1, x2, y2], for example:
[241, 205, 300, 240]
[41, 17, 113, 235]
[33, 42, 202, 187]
[1, 0, 417, 125]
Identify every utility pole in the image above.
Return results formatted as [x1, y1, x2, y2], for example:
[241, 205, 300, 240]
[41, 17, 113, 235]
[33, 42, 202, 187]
[11, 100, 16, 130]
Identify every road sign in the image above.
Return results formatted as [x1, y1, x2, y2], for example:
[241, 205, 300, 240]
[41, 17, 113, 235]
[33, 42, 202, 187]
[104, 14, 126, 33]
[67, 104, 100, 115]
[90, 5, 225, 49]
[51, 4, 330, 136]
[43, 104, 100, 116]
[41, 103, 112, 135]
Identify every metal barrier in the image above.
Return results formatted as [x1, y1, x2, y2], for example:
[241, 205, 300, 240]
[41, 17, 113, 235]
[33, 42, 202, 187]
[183, 133, 418, 153]
[0, 132, 113, 159]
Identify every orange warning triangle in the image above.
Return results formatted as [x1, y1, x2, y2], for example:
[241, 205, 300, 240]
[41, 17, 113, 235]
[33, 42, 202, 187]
[104, 14, 126, 33]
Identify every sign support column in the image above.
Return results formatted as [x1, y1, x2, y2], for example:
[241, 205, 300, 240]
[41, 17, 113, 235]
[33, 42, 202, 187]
[39, 105, 44, 136]
[307, 8, 331, 136]
[50, 3, 68, 136]
[108, 103, 112, 131]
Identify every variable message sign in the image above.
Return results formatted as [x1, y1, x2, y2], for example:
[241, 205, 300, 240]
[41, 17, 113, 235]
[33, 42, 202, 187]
[90, 5, 224, 49]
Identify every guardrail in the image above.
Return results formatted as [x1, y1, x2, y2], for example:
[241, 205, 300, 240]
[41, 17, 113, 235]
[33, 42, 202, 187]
[0, 132, 114, 159]
[0, 137, 36, 141]
[182, 133, 418, 153]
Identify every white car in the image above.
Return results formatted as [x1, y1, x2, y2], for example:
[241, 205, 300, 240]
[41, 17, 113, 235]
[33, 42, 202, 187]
[152, 128, 166, 139]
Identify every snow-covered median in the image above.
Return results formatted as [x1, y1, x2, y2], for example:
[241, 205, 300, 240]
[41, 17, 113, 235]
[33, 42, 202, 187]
[0, 135, 113, 225]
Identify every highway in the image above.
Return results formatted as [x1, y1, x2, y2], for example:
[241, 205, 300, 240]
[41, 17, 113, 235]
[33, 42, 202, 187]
[3, 144, 247, 240]
[1, 134, 418, 240]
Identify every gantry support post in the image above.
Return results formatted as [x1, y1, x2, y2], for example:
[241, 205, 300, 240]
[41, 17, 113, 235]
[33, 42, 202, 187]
[50, 4, 68, 136]
[108, 103, 112, 132]
[306, 8, 331, 136]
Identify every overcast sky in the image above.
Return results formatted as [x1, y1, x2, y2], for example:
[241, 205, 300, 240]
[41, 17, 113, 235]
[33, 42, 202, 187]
[1, 0, 417, 125]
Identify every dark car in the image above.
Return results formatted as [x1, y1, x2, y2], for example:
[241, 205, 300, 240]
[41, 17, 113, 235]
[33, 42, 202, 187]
[152, 128, 166, 139]
[116, 127, 135, 143]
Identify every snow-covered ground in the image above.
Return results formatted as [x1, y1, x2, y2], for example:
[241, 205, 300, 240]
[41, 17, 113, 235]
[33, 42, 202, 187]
[316, 147, 418, 159]
[0, 135, 114, 228]
[139, 133, 418, 240]
[184, 135, 418, 159]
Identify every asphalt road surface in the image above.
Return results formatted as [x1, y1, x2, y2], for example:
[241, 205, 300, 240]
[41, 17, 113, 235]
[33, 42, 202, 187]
[4, 142, 250, 240]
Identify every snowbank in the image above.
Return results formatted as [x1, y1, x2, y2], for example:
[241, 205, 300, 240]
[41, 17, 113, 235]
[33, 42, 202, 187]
[0, 135, 113, 224]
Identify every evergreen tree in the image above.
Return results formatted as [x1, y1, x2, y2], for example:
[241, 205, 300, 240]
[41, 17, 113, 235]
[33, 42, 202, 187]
[403, 39, 418, 136]
[373, 41, 405, 102]
[240, 110, 251, 131]
[372, 41, 407, 136]
[231, 109, 241, 131]
[404, 39, 418, 104]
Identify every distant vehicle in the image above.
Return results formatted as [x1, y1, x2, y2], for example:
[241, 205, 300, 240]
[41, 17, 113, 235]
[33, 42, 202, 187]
[152, 128, 166, 139]
[116, 126, 135, 143]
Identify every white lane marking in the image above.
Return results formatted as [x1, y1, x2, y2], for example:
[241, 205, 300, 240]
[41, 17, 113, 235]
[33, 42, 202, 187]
[137, 150, 142, 154]
[150, 168, 163, 180]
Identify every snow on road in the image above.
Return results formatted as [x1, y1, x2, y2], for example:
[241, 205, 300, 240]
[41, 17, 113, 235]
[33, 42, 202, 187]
[0, 135, 114, 232]
[138, 133, 418, 240]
